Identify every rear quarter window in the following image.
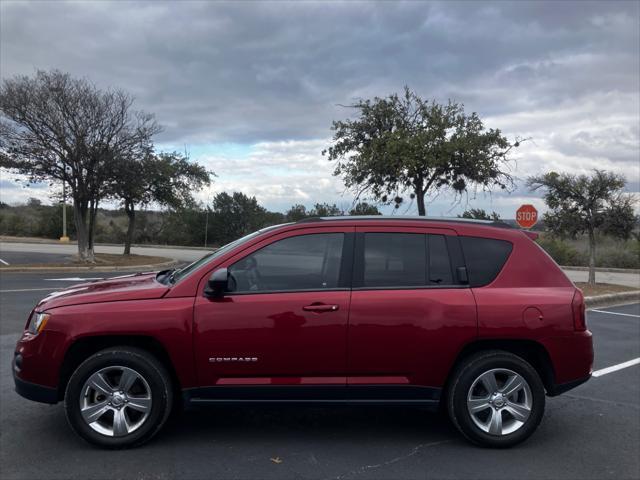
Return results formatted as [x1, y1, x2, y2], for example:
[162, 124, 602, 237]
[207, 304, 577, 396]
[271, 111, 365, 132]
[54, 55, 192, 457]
[460, 236, 513, 287]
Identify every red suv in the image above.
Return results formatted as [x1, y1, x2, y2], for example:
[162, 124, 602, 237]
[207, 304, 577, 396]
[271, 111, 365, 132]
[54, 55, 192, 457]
[13, 217, 593, 448]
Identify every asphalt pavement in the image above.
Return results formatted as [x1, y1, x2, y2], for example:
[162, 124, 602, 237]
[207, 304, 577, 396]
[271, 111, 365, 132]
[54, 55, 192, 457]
[0, 251, 75, 266]
[0, 270, 638, 479]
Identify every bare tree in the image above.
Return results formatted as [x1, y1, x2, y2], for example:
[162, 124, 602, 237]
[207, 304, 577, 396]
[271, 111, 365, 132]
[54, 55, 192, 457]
[0, 70, 160, 261]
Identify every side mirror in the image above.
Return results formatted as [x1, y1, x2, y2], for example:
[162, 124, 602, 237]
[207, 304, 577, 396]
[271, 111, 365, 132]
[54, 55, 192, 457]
[204, 268, 229, 297]
[456, 266, 469, 285]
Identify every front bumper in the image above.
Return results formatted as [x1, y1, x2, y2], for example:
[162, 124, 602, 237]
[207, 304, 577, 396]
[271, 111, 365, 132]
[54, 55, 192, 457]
[12, 355, 58, 404]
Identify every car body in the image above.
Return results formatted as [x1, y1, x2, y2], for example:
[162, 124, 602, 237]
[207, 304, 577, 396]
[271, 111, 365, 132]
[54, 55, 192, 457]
[13, 216, 593, 448]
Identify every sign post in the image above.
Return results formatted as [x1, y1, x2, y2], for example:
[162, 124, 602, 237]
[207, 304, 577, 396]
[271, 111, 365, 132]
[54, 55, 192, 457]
[516, 204, 538, 229]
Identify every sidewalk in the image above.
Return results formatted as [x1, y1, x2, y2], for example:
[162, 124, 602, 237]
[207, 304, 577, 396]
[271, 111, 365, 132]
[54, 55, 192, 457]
[563, 268, 640, 289]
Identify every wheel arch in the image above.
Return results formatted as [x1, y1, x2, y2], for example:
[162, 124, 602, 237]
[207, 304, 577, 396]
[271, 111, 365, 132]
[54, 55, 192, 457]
[446, 339, 556, 396]
[58, 335, 181, 401]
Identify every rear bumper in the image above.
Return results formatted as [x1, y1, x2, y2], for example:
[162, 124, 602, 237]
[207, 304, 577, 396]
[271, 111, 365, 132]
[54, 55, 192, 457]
[547, 374, 591, 396]
[541, 330, 593, 387]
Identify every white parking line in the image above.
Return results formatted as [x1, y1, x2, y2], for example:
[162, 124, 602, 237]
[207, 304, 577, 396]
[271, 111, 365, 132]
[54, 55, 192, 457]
[590, 309, 640, 318]
[592, 358, 640, 377]
[0, 288, 62, 293]
[0, 258, 9, 265]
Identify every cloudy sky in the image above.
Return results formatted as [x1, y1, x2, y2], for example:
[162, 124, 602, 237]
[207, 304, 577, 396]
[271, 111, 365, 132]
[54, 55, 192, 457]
[1, 0, 639, 216]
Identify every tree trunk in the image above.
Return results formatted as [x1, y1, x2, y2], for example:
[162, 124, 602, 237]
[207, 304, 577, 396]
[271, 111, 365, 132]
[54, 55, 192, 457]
[124, 201, 136, 255]
[416, 191, 426, 216]
[413, 178, 427, 216]
[588, 229, 597, 286]
[87, 199, 98, 254]
[73, 200, 95, 263]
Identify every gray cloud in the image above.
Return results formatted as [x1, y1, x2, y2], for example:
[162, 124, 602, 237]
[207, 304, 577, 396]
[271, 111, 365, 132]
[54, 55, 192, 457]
[1, 0, 638, 215]
[2, 1, 637, 141]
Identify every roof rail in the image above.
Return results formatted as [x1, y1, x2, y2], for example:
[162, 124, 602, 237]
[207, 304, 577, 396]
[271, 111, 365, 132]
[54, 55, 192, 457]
[295, 215, 513, 229]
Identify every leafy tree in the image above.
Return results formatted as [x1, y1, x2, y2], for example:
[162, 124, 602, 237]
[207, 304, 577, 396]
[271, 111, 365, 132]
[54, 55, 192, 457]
[527, 170, 636, 285]
[158, 207, 208, 247]
[309, 202, 342, 217]
[0, 70, 159, 261]
[323, 87, 520, 216]
[285, 204, 308, 222]
[109, 152, 211, 254]
[262, 210, 286, 227]
[209, 192, 269, 245]
[458, 208, 500, 221]
[349, 202, 381, 215]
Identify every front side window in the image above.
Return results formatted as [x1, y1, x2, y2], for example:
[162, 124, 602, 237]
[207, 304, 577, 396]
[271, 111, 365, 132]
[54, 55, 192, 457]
[228, 233, 345, 293]
[169, 224, 286, 284]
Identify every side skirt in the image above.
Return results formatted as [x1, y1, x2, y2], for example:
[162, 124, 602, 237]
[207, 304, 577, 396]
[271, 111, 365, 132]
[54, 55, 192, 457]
[182, 385, 442, 409]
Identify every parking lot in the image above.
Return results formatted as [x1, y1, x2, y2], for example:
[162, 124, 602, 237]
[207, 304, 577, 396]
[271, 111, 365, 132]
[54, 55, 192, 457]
[0, 270, 638, 480]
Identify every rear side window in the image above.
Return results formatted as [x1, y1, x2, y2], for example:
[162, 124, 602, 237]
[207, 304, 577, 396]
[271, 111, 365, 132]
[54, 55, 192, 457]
[363, 233, 426, 287]
[357, 232, 456, 288]
[460, 236, 513, 287]
[428, 234, 453, 285]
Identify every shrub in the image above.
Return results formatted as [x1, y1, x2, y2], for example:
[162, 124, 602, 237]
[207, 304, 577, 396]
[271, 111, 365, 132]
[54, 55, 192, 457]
[595, 240, 640, 269]
[536, 236, 586, 266]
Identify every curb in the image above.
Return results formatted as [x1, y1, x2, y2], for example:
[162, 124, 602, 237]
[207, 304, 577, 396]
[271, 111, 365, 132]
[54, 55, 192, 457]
[563, 266, 640, 274]
[0, 259, 180, 273]
[585, 291, 640, 308]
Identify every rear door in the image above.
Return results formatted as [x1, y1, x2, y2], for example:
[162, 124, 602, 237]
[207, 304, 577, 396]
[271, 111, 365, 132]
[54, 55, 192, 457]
[347, 226, 477, 399]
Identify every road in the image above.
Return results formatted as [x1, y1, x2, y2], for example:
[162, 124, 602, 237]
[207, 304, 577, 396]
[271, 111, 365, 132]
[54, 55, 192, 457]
[0, 271, 639, 479]
[0, 241, 209, 264]
[2, 241, 639, 287]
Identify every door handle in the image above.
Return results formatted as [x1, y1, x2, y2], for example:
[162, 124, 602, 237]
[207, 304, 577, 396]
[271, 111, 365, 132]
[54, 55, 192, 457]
[303, 303, 339, 312]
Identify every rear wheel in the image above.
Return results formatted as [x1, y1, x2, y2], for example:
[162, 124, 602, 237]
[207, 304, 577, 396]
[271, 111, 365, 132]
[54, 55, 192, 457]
[447, 350, 545, 448]
[64, 347, 173, 449]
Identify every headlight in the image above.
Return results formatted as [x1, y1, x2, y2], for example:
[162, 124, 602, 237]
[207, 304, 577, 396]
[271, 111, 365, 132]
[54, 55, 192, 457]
[28, 312, 50, 335]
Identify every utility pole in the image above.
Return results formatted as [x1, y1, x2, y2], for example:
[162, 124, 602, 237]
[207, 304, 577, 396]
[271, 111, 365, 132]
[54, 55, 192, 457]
[60, 178, 70, 243]
[204, 206, 209, 248]
[204, 188, 213, 249]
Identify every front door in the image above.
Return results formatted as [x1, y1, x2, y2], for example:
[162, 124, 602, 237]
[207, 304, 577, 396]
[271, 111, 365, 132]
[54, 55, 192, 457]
[193, 227, 354, 399]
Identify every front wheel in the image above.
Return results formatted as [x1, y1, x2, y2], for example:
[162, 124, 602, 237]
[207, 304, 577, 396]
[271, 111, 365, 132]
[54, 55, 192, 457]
[447, 350, 545, 448]
[64, 347, 173, 449]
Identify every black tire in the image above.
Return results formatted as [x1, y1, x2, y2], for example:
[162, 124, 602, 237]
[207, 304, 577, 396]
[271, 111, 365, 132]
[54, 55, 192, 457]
[64, 347, 173, 449]
[447, 350, 545, 448]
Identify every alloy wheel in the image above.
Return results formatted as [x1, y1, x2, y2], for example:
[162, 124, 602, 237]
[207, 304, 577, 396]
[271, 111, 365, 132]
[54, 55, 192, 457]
[79, 366, 152, 437]
[466, 368, 532, 436]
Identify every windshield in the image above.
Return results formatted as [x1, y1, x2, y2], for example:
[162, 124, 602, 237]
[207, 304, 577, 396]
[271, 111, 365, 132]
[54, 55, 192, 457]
[169, 224, 288, 284]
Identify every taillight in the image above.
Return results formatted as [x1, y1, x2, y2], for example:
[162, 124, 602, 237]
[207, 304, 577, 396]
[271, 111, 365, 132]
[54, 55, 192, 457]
[572, 289, 586, 331]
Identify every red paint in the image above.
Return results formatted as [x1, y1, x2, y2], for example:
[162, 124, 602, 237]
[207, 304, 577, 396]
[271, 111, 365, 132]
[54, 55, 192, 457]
[194, 291, 350, 386]
[14, 218, 592, 402]
[516, 204, 538, 229]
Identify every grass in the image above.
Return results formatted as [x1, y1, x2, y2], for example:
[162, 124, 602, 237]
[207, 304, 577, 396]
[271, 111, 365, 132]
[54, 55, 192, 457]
[576, 282, 640, 297]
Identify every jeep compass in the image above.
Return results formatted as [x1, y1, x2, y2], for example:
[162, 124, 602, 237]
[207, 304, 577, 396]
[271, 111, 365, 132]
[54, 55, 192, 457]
[13, 216, 593, 448]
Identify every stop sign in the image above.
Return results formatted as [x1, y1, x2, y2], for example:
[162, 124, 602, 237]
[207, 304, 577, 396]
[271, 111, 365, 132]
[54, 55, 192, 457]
[516, 204, 538, 229]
